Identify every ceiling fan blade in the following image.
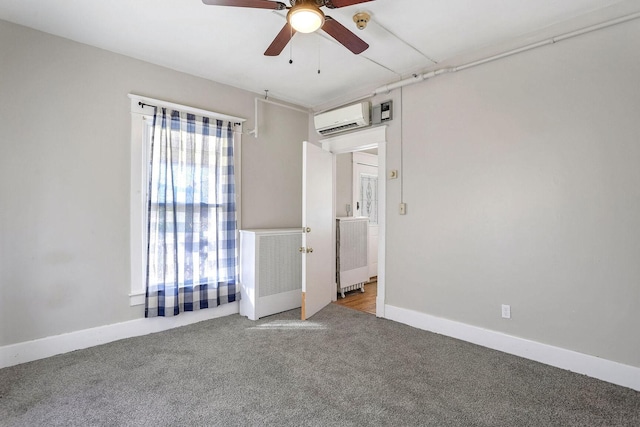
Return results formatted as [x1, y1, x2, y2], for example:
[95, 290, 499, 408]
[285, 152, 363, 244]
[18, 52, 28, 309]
[324, 0, 375, 8]
[264, 23, 296, 56]
[321, 16, 369, 54]
[202, 0, 287, 10]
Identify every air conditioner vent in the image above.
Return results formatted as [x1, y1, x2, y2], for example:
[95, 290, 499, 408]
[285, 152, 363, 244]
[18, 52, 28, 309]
[318, 122, 362, 135]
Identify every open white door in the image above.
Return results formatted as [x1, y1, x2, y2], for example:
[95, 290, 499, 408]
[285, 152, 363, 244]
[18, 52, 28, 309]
[301, 141, 334, 320]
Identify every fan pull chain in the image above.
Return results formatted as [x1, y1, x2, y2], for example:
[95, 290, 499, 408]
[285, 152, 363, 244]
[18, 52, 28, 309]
[289, 24, 293, 64]
[317, 38, 321, 74]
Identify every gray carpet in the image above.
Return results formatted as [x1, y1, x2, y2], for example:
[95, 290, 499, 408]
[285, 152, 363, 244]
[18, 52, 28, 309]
[0, 304, 638, 426]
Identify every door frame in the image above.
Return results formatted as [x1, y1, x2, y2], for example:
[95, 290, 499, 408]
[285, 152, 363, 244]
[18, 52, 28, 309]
[320, 126, 387, 318]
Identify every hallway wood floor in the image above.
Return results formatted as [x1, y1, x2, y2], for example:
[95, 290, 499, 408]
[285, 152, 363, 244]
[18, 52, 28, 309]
[333, 280, 377, 315]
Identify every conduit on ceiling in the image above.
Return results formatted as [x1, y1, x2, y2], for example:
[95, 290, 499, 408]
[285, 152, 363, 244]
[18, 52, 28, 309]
[370, 11, 640, 96]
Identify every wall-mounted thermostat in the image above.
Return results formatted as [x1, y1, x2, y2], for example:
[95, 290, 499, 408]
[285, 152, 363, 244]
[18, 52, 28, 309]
[372, 100, 393, 125]
[380, 100, 392, 122]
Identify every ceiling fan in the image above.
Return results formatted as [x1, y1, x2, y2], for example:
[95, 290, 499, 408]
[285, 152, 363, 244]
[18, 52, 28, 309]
[202, 0, 374, 56]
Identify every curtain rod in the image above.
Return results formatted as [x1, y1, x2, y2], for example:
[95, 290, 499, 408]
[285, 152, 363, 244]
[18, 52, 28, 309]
[137, 101, 243, 126]
[128, 93, 246, 126]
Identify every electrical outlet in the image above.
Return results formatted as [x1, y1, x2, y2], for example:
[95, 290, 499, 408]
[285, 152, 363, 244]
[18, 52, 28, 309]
[501, 304, 511, 319]
[399, 203, 407, 215]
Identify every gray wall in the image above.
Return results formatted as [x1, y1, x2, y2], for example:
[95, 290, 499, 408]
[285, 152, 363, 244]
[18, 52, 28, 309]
[385, 19, 640, 367]
[3, 14, 640, 371]
[0, 20, 308, 346]
[307, 17, 640, 369]
[242, 101, 306, 229]
[335, 153, 352, 217]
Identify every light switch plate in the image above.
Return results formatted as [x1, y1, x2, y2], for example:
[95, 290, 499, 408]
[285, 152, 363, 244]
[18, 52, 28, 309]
[501, 304, 511, 319]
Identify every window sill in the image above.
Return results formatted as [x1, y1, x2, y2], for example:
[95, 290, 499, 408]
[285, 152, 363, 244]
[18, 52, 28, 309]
[129, 292, 145, 306]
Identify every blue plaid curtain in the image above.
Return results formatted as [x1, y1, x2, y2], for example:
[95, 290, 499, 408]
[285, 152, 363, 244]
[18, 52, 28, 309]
[145, 108, 239, 318]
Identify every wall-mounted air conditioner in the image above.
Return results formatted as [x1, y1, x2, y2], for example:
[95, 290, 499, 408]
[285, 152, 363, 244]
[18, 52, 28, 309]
[314, 102, 370, 136]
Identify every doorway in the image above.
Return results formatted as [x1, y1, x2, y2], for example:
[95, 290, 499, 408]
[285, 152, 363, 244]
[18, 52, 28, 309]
[320, 126, 387, 318]
[352, 151, 379, 280]
[331, 150, 379, 315]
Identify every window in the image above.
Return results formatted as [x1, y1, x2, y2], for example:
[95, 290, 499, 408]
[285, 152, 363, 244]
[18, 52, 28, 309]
[128, 95, 244, 312]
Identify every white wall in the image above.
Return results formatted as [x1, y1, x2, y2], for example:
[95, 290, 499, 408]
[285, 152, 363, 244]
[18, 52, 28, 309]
[386, 18, 640, 368]
[0, 20, 308, 347]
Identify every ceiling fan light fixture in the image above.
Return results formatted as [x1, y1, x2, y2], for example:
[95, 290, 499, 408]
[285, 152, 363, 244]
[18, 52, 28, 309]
[287, 3, 325, 33]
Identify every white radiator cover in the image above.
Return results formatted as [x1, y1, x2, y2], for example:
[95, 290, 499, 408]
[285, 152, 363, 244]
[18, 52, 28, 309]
[239, 229, 302, 320]
[336, 217, 369, 296]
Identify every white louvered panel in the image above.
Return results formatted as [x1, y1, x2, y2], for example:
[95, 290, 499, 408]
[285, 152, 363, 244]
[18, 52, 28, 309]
[239, 229, 302, 320]
[336, 217, 369, 297]
[258, 233, 302, 298]
[338, 218, 368, 272]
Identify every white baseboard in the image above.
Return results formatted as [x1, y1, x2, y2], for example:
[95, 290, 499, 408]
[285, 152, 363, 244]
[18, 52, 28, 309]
[384, 304, 640, 392]
[0, 302, 239, 369]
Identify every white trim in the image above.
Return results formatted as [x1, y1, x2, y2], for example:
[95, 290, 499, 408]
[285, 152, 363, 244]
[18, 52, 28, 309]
[384, 304, 640, 392]
[352, 151, 378, 167]
[128, 93, 246, 123]
[0, 303, 239, 369]
[376, 141, 386, 317]
[128, 292, 145, 306]
[331, 152, 338, 303]
[322, 126, 385, 154]
[129, 112, 151, 304]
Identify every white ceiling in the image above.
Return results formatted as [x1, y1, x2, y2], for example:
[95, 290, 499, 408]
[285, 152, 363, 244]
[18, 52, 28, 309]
[0, 0, 637, 109]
